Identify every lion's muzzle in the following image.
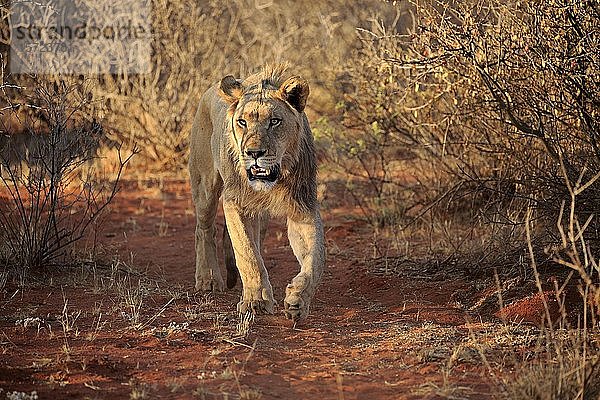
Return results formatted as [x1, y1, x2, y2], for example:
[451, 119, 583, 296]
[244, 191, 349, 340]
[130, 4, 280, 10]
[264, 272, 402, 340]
[247, 164, 280, 183]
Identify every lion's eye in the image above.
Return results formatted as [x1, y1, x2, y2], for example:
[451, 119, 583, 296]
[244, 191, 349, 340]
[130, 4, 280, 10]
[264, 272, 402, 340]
[270, 118, 282, 127]
[237, 119, 247, 128]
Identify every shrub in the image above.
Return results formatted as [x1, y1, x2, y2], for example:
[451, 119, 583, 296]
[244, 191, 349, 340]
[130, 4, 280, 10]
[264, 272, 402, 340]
[328, 0, 599, 255]
[0, 75, 136, 274]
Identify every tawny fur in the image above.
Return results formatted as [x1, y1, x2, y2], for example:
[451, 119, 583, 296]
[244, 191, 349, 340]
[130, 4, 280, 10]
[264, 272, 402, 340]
[188, 65, 325, 321]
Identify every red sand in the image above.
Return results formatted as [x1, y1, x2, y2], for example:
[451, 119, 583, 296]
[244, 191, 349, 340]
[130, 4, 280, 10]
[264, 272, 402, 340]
[0, 179, 576, 399]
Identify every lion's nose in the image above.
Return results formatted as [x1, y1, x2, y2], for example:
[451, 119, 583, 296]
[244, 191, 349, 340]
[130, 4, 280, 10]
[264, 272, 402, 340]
[246, 149, 266, 159]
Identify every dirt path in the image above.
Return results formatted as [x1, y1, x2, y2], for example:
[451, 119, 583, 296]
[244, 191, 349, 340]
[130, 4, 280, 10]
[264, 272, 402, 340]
[0, 179, 530, 399]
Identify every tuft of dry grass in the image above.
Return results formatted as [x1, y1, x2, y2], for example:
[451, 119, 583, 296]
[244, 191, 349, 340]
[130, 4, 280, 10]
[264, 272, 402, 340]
[504, 350, 600, 400]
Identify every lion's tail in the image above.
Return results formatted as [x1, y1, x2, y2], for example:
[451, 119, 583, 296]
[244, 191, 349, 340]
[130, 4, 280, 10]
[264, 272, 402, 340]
[222, 223, 238, 289]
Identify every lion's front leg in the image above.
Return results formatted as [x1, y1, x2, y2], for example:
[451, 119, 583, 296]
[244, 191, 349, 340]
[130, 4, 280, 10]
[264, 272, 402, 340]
[223, 202, 275, 315]
[285, 211, 325, 321]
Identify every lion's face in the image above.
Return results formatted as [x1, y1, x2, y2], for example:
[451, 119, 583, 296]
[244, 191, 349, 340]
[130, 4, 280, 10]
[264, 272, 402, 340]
[219, 75, 309, 192]
[231, 100, 296, 191]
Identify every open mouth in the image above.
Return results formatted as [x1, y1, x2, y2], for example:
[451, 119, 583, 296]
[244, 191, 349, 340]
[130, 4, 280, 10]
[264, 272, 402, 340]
[247, 164, 280, 183]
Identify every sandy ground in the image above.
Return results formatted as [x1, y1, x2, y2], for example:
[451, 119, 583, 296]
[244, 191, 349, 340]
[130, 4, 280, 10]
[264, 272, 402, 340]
[0, 179, 574, 399]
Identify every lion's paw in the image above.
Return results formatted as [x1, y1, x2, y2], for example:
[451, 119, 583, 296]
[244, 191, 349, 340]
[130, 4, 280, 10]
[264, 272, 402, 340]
[195, 272, 225, 292]
[237, 286, 275, 315]
[284, 293, 309, 321]
[284, 273, 314, 322]
[237, 299, 275, 315]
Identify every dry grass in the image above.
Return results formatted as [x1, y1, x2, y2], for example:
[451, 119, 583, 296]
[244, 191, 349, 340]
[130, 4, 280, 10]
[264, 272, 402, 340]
[497, 172, 600, 399]
[1, 0, 394, 173]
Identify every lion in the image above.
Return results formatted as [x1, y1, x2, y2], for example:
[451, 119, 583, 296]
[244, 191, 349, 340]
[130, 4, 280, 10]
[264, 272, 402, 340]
[188, 65, 325, 321]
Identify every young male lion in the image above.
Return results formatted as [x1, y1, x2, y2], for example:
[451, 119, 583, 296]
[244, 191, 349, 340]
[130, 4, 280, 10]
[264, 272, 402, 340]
[188, 65, 325, 321]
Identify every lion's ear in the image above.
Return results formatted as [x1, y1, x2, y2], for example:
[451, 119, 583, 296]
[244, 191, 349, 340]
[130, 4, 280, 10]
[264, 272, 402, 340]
[219, 75, 244, 104]
[279, 76, 309, 113]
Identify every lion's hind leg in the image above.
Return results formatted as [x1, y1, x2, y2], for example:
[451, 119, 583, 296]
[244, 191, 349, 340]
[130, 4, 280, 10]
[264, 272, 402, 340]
[223, 224, 238, 289]
[189, 160, 225, 292]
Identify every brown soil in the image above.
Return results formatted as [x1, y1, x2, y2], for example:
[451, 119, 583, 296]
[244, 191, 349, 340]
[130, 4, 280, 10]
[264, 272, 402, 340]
[0, 179, 583, 399]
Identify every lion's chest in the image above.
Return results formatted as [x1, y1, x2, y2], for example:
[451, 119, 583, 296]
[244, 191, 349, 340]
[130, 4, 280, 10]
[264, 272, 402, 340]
[222, 181, 299, 218]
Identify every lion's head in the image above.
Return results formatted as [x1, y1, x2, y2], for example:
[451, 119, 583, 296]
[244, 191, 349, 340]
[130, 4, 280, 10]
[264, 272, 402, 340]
[218, 68, 309, 192]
